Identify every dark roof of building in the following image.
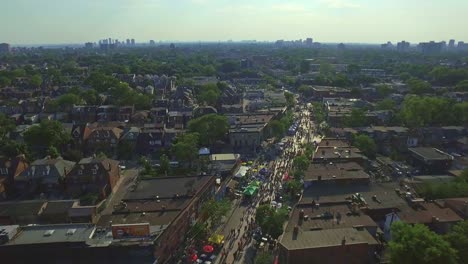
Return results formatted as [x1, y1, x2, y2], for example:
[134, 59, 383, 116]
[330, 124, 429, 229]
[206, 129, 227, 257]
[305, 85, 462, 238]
[124, 175, 214, 200]
[17, 157, 75, 182]
[280, 227, 378, 250]
[40, 200, 76, 216]
[0, 200, 46, 217]
[97, 212, 180, 227]
[318, 138, 350, 148]
[304, 162, 369, 182]
[437, 197, 468, 218]
[302, 183, 409, 211]
[408, 147, 454, 161]
[286, 203, 378, 233]
[396, 202, 462, 224]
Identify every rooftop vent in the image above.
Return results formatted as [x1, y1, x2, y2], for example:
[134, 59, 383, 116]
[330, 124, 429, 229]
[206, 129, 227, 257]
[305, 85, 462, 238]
[66, 229, 77, 236]
[43, 230, 55, 237]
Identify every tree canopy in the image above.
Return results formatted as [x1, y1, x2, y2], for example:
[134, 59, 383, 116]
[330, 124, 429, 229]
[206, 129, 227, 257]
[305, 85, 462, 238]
[345, 108, 371, 127]
[389, 222, 458, 264]
[198, 83, 221, 106]
[188, 114, 228, 146]
[445, 220, 468, 262]
[352, 134, 377, 159]
[171, 132, 199, 166]
[255, 205, 289, 239]
[23, 120, 71, 156]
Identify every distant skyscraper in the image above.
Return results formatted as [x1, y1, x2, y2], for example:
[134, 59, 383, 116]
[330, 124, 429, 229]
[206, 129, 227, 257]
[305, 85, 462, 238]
[418, 41, 444, 54]
[84, 42, 94, 49]
[397, 41, 410, 52]
[305, 38, 313, 46]
[381, 41, 394, 49]
[0, 43, 11, 53]
[449, 39, 455, 49]
[131, 39, 135, 46]
[108, 38, 112, 44]
[126, 39, 130, 45]
[150, 40, 156, 45]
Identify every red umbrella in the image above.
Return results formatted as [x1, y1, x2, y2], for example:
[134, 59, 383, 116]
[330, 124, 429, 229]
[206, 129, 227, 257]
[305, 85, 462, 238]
[203, 245, 214, 253]
[191, 254, 198, 262]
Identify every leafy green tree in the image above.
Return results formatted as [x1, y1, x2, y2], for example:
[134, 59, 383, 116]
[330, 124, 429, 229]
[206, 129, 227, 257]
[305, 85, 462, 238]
[347, 64, 361, 75]
[375, 98, 397, 111]
[30, 74, 43, 87]
[445, 220, 468, 262]
[56, 93, 82, 110]
[389, 222, 457, 264]
[0, 140, 30, 160]
[0, 113, 15, 140]
[81, 89, 100, 105]
[352, 134, 377, 159]
[298, 85, 313, 97]
[63, 149, 83, 162]
[375, 84, 394, 98]
[172, 133, 199, 167]
[319, 62, 334, 76]
[159, 154, 170, 175]
[0, 76, 11, 87]
[23, 120, 71, 156]
[47, 146, 60, 159]
[267, 120, 285, 138]
[455, 80, 468, 92]
[200, 199, 231, 228]
[198, 83, 221, 106]
[255, 205, 289, 239]
[293, 155, 309, 172]
[299, 60, 310, 73]
[254, 252, 274, 264]
[407, 78, 432, 95]
[284, 92, 296, 108]
[187, 222, 209, 242]
[285, 179, 302, 196]
[188, 114, 228, 146]
[345, 109, 370, 127]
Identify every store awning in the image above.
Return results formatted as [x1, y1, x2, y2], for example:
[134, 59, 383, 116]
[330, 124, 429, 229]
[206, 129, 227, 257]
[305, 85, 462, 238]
[208, 234, 225, 245]
[234, 166, 249, 178]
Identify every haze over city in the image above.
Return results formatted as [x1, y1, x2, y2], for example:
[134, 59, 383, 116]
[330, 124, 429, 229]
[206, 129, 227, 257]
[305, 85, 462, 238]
[2, 0, 468, 44]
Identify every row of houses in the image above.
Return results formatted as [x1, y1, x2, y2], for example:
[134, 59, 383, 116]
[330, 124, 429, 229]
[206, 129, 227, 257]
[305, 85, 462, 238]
[0, 155, 120, 200]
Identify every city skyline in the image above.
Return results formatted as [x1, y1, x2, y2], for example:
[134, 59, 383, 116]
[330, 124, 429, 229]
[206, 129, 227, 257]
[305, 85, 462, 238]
[2, 0, 468, 45]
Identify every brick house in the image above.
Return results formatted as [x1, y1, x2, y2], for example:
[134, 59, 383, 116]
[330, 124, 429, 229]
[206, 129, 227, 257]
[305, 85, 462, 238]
[65, 157, 120, 199]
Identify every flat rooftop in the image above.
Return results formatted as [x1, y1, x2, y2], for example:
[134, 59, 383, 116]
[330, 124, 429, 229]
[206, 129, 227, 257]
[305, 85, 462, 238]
[280, 227, 378, 250]
[409, 147, 454, 161]
[302, 182, 409, 211]
[97, 211, 180, 228]
[124, 175, 213, 200]
[286, 203, 377, 233]
[304, 162, 370, 182]
[6, 224, 95, 246]
[313, 147, 364, 161]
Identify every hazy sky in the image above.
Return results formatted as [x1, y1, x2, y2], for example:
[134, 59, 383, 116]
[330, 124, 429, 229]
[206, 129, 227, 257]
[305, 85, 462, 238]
[2, 0, 468, 44]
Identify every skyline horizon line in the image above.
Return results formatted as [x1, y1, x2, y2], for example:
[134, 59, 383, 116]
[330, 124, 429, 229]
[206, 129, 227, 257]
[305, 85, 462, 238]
[5, 38, 466, 47]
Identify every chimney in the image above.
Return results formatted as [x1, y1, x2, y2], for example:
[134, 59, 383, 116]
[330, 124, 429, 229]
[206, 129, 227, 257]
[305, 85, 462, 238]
[108, 163, 112, 171]
[299, 209, 305, 220]
[342, 236, 346, 246]
[293, 226, 299, 236]
[431, 216, 440, 223]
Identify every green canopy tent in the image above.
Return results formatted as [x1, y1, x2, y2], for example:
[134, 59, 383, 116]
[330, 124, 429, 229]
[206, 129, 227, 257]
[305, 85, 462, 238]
[243, 185, 258, 196]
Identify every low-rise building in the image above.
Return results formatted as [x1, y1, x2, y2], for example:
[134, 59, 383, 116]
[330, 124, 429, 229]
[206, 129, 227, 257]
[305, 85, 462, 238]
[304, 162, 370, 187]
[408, 147, 454, 174]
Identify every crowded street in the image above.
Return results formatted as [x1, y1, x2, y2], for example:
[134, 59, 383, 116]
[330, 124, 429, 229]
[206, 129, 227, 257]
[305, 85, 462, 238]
[215, 104, 321, 264]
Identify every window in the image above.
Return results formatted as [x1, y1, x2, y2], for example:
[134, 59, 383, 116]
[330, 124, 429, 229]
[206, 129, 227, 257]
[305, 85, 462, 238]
[78, 170, 83, 175]
[92, 169, 97, 175]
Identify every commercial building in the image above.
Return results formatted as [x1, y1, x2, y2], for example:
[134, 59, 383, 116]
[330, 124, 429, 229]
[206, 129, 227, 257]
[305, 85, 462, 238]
[0, 43, 10, 53]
